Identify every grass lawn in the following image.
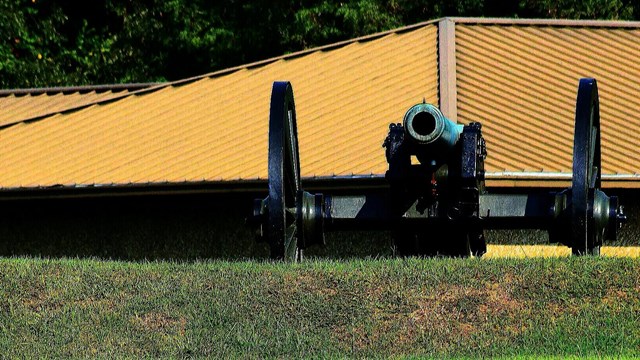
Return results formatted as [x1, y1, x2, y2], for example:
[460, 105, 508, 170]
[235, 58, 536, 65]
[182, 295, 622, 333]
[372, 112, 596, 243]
[0, 256, 639, 358]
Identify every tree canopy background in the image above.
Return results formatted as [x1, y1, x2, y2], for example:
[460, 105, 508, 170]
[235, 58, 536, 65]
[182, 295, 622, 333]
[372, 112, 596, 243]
[1, 0, 638, 89]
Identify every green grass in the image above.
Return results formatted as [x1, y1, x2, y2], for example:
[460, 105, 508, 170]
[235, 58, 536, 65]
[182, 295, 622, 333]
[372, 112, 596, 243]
[0, 257, 639, 358]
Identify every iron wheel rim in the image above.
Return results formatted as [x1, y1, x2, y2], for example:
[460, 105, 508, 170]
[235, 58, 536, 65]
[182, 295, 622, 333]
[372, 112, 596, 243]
[267, 81, 302, 261]
[571, 78, 602, 255]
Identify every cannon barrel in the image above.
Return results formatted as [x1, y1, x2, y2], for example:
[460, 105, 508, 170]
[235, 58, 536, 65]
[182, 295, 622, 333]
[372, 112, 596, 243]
[403, 103, 463, 153]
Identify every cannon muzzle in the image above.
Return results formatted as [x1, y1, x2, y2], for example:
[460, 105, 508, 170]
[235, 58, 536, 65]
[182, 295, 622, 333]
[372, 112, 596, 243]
[403, 103, 463, 154]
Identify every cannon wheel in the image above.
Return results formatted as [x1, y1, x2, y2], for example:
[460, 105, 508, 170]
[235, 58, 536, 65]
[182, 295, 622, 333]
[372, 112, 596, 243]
[267, 81, 303, 261]
[571, 78, 602, 255]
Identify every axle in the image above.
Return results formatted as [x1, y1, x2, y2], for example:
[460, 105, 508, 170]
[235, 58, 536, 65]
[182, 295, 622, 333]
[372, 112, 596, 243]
[254, 190, 625, 248]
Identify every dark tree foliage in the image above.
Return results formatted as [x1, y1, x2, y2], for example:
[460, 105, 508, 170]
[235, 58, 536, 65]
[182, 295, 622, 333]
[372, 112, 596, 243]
[1, 0, 638, 88]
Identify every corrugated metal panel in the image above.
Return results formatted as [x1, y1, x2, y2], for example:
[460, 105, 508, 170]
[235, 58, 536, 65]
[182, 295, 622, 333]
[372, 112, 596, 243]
[0, 90, 134, 128]
[0, 25, 439, 188]
[456, 24, 640, 178]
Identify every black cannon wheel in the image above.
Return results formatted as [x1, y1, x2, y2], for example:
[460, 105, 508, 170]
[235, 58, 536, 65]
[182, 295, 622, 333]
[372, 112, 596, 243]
[571, 78, 602, 255]
[267, 81, 303, 261]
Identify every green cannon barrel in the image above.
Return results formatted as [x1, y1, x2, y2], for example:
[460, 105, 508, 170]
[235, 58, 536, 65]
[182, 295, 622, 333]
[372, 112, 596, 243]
[403, 103, 463, 154]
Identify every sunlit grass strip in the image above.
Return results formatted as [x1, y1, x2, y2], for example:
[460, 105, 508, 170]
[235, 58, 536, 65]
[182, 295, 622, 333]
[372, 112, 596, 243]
[485, 245, 640, 258]
[600, 246, 640, 257]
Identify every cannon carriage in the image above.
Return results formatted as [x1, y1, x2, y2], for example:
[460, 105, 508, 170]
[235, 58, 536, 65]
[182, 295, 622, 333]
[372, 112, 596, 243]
[251, 78, 627, 261]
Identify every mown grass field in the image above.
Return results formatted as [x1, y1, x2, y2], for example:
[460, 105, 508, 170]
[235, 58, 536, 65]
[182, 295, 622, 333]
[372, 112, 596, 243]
[1, 256, 638, 358]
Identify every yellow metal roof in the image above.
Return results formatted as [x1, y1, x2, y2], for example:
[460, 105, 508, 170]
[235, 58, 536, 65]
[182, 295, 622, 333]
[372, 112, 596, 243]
[455, 23, 640, 187]
[0, 84, 153, 129]
[0, 25, 439, 188]
[1, 18, 639, 190]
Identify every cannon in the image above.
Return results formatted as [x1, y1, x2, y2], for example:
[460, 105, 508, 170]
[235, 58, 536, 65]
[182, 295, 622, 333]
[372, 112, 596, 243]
[251, 78, 627, 261]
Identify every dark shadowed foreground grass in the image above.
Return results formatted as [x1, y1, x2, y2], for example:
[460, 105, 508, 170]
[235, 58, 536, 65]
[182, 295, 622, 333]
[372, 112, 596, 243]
[0, 257, 639, 358]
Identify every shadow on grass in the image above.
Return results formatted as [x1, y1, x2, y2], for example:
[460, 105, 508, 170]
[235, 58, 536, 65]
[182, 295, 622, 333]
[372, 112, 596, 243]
[0, 193, 396, 261]
[0, 190, 637, 261]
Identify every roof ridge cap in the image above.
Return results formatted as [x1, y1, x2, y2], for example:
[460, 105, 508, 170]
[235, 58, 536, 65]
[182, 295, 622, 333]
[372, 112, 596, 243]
[449, 17, 640, 27]
[0, 82, 159, 97]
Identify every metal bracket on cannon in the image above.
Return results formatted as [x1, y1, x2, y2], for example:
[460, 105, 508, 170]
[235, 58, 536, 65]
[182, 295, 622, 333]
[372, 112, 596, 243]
[251, 79, 627, 261]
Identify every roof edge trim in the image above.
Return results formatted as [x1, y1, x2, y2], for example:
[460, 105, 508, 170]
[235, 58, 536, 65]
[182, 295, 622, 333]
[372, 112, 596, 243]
[0, 82, 160, 97]
[0, 172, 638, 194]
[449, 17, 640, 27]
[0, 177, 391, 200]
[485, 172, 640, 180]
